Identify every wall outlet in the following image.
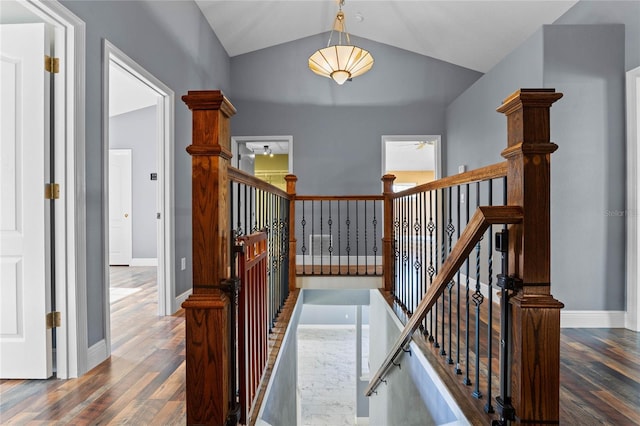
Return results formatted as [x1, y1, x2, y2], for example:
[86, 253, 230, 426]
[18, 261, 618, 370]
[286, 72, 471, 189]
[458, 164, 466, 173]
[181, 257, 186, 271]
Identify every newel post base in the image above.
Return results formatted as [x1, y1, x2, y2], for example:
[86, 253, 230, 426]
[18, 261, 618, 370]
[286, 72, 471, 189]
[510, 295, 564, 425]
[182, 294, 231, 426]
[382, 174, 396, 292]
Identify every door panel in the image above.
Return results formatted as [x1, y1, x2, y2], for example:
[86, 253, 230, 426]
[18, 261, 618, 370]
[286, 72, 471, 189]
[0, 23, 52, 379]
[109, 149, 132, 265]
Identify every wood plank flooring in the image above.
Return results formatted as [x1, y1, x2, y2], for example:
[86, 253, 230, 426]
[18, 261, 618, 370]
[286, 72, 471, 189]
[1, 267, 639, 425]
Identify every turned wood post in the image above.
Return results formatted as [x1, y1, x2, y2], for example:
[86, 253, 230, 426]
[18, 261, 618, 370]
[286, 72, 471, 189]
[182, 90, 237, 426]
[498, 89, 564, 425]
[382, 174, 396, 292]
[285, 174, 298, 291]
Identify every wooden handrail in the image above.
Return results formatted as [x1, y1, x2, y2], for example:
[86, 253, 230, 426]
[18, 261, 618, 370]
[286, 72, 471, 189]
[392, 161, 507, 198]
[365, 205, 523, 397]
[229, 166, 290, 199]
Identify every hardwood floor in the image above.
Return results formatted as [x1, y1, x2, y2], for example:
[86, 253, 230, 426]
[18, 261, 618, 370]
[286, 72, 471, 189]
[1, 269, 639, 425]
[0, 267, 186, 425]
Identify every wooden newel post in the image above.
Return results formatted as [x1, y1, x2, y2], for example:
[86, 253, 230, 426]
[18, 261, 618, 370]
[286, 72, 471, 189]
[285, 174, 298, 291]
[182, 90, 237, 426]
[382, 174, 396, 292]
[498, 89, 564, 425]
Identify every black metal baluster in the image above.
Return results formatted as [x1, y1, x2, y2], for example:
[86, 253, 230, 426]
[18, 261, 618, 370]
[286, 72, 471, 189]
[440, 188, 446, 357]
[356, 200, 360, 276]
[301, 200, 307, 275]
[455, 184, 462, 375]
[364, 200, 368, 276]
[346, 201, 351, 275]
[338, 200, 342, 274]
[328, 200, 333, 274]
[414, 194, 421, 314]
[434, 189, 440, 349]
[472, 181, 484, 399]
[421, 191, 428, 334]
[311, 200, 315, 274]
[427, 190, 435, 341]
[446, 186, 455, 365]
[463, 183, 472, 386]
[393, 200, 400, 297]
[485, 180, 495, 413]
[372, 200, 378, 276]
[320, 200, 324, 274]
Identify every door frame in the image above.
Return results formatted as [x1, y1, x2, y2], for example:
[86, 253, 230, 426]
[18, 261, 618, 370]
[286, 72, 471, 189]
[381, 135, 442, 182]
[626, 65, 640, 332]
[231, 135, 294, 173]
[102, 40, 175, 334]
[10, 0, 87, 379]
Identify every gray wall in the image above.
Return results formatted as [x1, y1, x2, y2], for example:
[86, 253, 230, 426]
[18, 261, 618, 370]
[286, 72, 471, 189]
[368, 290, 459, 425]
[110, 106, 158, 259]
[259, 293, 303, 426]
[60, 0, 230, 347]
[554, 0, 640, 72]
[446, 24, 626, 311]
[231, 33, 481, 196]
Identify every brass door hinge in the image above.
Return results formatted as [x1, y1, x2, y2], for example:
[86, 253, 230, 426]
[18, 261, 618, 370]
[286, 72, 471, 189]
[46, 311, 61, 329]
[45, 183, 60, 200]
[45, 55, 59, 74]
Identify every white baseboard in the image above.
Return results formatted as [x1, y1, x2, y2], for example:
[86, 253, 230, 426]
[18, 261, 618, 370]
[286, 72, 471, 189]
[560, 310, 626, 328]
[130, 258, 158, 266]
[174, 288, 192, 312]
[355, 417, 370, 425]
[86, 339, 108, 372]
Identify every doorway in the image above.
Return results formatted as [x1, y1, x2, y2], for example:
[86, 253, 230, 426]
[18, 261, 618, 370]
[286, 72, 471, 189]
[381, 135, 441, 191]
[231, 136, 293, 191]
[103, 41, 175, 358]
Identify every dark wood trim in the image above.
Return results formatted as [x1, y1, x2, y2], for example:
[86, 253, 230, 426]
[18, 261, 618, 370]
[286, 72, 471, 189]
[382, 174, 396, 292]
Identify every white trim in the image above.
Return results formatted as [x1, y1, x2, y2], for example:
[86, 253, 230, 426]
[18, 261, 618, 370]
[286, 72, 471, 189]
[174, 289, 192, 311]
[86, 339, 108, 373]
[19, 0, 87, 379]
[103, 40, 176, 330]
[355, 417, 370, 425]
[130, 258, 158, 267]
[231, 135, 294, 173]
[561, 311, 626, 329]
[626, 66, 640, 332]
[296, 275, 382, 290]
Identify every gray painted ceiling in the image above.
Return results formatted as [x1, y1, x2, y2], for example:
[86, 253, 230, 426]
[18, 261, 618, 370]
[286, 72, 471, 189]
[195, 0, 578, 73]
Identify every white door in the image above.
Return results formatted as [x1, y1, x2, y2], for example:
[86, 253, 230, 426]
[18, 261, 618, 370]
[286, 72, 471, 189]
[0, 23, 53, 379]
[109, 149, 132, 265]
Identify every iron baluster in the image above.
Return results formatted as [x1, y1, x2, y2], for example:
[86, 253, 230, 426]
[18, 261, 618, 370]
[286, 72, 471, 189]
[463, 183, 472, 386]
[301, 200, 307, 275]
[446, 186, 455, 365]
[472, 181, 483, 399]
[485, 180, 495, 414]
[455, 185, 462, 375]
[427, 190, 435, 340]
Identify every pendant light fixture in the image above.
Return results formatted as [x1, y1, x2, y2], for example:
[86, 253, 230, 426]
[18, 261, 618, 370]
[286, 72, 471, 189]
[308, 0, 374, 85]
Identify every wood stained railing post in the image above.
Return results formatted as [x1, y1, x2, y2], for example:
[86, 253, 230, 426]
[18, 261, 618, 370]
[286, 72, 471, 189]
[182, 90, 237, 426]
[498, 89, 564, 425]
[285, 174, 298, 291]
[382, 174, 396, 292]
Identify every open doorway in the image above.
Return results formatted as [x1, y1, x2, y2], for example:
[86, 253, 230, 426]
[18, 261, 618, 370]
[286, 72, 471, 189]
[232, 136, 293, 191]
[381, 135, 441, 192]
[103, 41, 175, 357]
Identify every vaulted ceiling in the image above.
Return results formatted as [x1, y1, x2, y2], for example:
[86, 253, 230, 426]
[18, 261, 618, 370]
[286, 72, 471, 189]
[194, 0, 578, 73]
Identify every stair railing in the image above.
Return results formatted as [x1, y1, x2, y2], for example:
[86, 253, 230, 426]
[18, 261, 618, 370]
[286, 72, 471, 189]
[368, 89, 565, 425]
